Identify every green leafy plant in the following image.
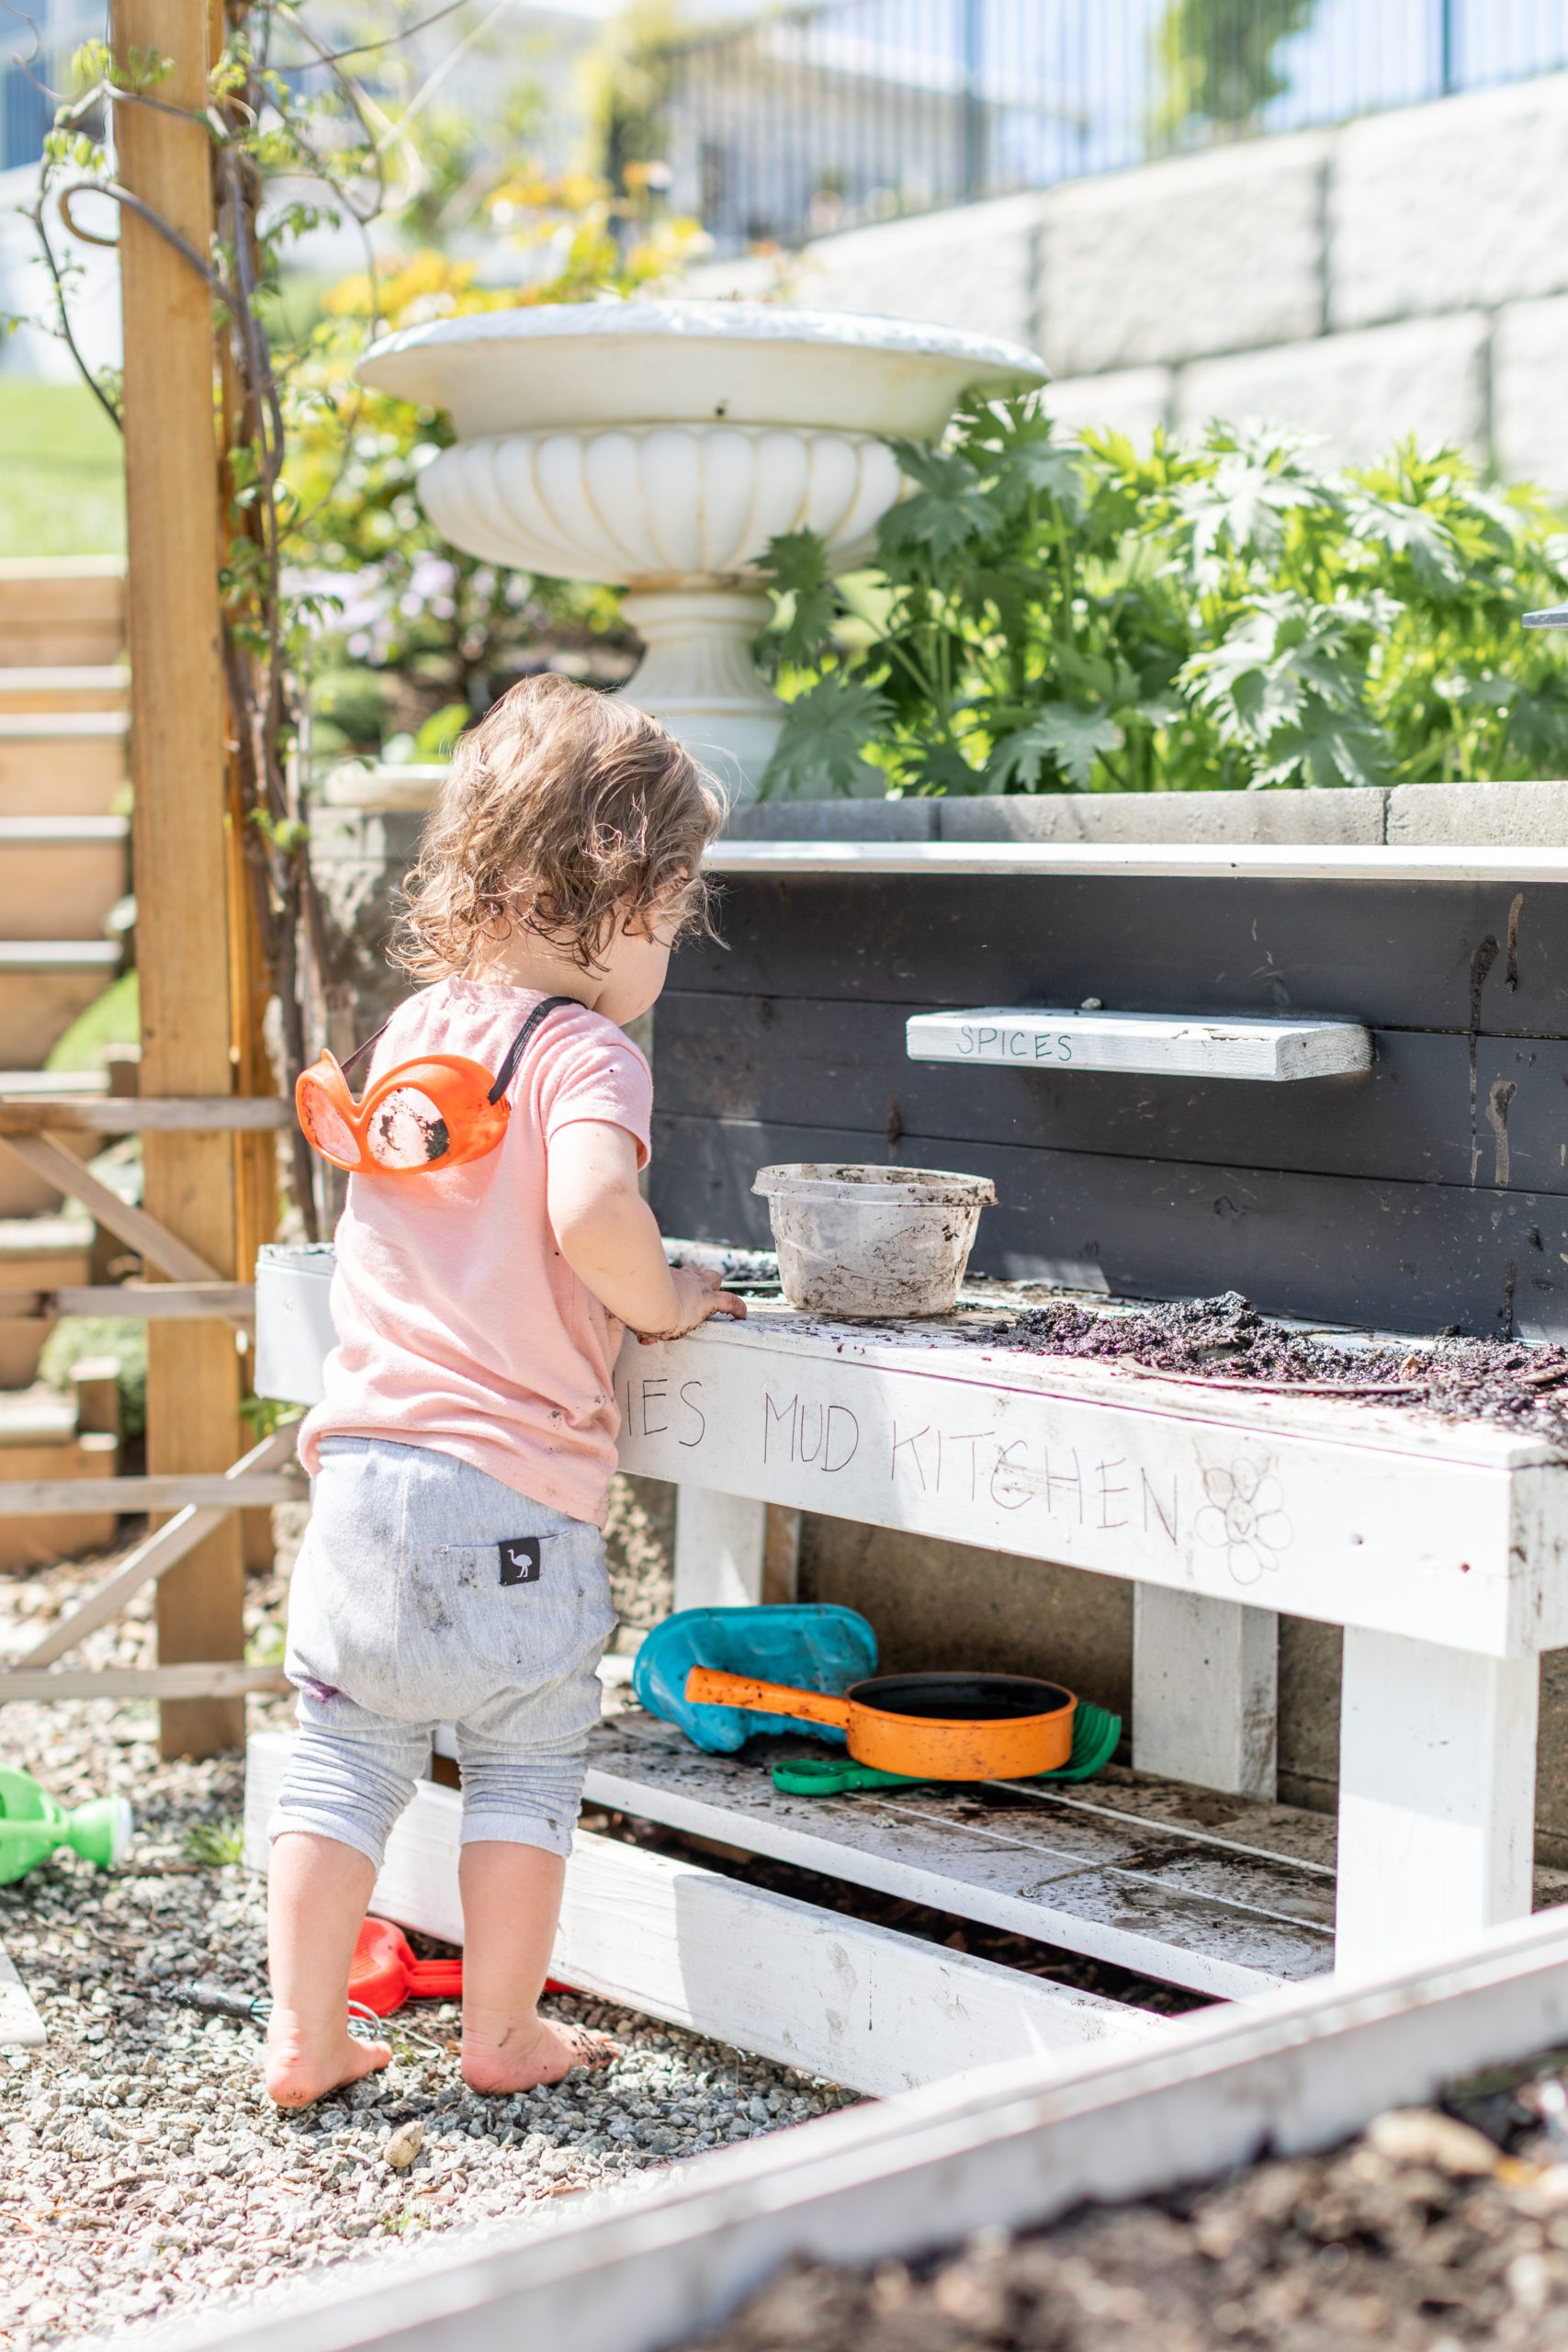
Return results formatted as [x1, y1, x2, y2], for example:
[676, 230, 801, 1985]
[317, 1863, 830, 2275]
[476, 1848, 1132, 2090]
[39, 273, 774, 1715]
[244, 1617, 287, 1668]
[756, 406, 1568, 798]
[184, 1819, 245, 1868]
[39, 1317, 147, 1442]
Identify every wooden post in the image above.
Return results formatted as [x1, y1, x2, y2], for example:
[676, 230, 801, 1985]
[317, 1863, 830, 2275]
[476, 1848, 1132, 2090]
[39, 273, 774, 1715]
[212, 0, 281, 1577]
[1132, 1586, 1278, 1800]
[673, 1488, 768, 1611]
[1336, 1628, 1539, 1975]
[115, 0, 245, 1758]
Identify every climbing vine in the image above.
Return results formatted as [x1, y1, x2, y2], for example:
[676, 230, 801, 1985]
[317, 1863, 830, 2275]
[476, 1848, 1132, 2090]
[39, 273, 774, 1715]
[7, 1, 414, 1227]
[6, 5, 705, 1235]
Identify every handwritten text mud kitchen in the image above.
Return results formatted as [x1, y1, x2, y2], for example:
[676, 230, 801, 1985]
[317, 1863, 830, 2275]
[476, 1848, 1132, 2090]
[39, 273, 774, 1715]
[615, 1365, 1297, 1590]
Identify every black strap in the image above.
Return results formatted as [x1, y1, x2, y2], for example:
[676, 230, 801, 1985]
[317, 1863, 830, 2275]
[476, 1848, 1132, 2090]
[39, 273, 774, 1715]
[487, 995, 578, 1105]
[342, 1019, 391, 1079]
[338, 994, 576, 1100]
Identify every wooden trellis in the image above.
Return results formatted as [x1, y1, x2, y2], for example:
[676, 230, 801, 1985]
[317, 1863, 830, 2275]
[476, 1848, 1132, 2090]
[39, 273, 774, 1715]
[0, 1093, 299, 1711]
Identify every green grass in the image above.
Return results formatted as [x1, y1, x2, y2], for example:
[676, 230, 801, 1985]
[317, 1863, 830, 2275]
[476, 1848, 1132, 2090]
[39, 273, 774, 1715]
[0, 376, 125, 558]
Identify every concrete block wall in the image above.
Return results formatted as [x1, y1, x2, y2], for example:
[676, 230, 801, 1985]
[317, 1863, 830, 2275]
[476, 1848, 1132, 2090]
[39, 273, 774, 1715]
[725, 777, 1568, 849]
[694, 73, 1568, 491]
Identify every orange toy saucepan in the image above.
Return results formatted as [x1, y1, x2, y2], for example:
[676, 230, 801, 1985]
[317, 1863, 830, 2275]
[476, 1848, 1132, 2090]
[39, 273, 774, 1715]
[683, 1668, 1076, 1781]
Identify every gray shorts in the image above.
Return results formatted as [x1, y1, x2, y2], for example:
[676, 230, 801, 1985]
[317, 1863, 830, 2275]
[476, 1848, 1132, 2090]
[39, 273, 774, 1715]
[268, 1436, 617, 1868]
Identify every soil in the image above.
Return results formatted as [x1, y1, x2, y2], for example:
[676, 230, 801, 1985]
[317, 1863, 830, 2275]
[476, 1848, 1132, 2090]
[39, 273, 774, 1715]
[980, 1290, 1568, 1453]
[666, 1237, 1568, 1452]
[684, 2048, 1568, 2351]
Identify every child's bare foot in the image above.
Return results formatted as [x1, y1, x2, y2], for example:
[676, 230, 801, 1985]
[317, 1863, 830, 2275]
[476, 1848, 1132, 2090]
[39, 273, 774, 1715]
[265, 2009, 391, 2109]
[461, 2012, 618, 2095]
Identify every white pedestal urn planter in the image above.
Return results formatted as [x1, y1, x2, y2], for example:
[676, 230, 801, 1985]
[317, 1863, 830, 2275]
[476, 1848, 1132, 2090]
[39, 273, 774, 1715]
[357, 303, 1048, 796]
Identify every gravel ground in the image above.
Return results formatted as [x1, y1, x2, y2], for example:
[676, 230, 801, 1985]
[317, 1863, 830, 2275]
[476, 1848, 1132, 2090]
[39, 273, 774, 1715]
[687, 2075, 1568, 2351]
[0, 1541, 858, 2351]
[604, 1473, 674, 1642]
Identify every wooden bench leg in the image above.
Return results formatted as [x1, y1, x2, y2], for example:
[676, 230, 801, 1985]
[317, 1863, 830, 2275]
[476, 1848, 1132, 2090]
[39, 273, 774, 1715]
[673, 1488, 768, 1611]
[1133, 1586, 1278, 1800]
[1336, 1627, 1538, 1976]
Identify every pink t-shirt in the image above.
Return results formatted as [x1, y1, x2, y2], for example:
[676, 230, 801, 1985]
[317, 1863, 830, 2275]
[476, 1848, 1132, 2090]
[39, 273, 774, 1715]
[299, 978, 652, 1528]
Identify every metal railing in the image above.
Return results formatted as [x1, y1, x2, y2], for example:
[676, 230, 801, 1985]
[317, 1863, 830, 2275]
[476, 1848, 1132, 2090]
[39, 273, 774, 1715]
[660, 0, 1568, 253]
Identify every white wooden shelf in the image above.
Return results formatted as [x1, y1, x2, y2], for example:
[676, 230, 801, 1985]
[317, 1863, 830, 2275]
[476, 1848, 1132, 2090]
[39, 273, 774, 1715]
[617, 1303, 1568, 1658]
[584, 1714, 1330, 1998]
[906, 1006, 1372, 1082]
[0, 1943, 44, 2051]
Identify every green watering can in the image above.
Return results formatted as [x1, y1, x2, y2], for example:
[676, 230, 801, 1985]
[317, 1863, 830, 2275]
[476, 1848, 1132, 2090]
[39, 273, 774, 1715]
[0, 1764, 132, 1885]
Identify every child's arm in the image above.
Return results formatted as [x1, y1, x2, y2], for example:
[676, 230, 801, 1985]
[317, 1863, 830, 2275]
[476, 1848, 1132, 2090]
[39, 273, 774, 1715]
[547, 1120, 748, 1340]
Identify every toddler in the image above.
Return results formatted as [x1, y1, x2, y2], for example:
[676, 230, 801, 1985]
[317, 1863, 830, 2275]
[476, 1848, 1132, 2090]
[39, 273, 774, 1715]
[265, 675, 744, 2108]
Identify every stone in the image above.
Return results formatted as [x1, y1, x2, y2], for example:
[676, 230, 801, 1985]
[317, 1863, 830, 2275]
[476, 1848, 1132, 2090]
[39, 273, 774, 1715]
[1044, 368, 1174, 447]
[1331, 74, 1568, 333]
[1493, 296, 1568, 497]
[1040, 133, 1330, 378]
[1385, 780, 1568, 850]
[934, 789, 1386, 845]
[383, 2120, 423, 2170]
[1173, 313, 1491, 474]
[1364, 2109, 1500, 2178]
[308, 805, 426, 1039]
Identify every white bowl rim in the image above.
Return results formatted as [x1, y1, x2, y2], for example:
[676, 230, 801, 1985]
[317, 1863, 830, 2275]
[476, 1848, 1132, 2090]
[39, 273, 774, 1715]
[361, 300, 1050, 387]
[753, 1162, 998, 1205]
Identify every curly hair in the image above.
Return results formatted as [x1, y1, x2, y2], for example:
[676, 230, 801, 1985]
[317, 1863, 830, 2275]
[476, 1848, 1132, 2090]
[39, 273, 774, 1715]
[393, 675, 726, 982]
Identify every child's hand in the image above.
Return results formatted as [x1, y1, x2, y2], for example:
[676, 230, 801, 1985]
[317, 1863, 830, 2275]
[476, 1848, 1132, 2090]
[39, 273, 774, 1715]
[549, 1123, 750, 1339]
[634, 1265, 748, 1344]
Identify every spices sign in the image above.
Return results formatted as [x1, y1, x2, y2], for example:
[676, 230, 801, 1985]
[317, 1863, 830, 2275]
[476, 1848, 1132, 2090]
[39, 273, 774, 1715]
[905, 1007, 1372, 1082]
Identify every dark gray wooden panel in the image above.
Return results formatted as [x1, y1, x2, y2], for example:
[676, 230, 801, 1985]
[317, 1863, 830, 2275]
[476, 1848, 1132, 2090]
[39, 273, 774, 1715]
[687, 875, 1568, 1039]
[649, 1114, 1568, 1340]
[654, 995, 1568, 1196]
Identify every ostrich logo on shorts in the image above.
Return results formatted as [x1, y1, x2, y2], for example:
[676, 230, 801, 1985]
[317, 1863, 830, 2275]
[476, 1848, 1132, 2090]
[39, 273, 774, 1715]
[499, 1539, 542, 1587]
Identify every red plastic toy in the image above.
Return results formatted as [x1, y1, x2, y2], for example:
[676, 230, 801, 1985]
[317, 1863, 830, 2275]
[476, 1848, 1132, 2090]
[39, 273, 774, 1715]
[347, 1917, 568, 2018]
[350, 1918, 462, 2016]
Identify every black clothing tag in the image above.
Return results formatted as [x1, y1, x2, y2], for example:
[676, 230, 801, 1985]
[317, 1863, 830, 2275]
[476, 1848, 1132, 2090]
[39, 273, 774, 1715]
[499, 1538, 542, 1587]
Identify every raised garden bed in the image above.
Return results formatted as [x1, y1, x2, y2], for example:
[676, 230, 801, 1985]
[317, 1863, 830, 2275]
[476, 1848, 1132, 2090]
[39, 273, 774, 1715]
[160, 1909, 1568, 2352]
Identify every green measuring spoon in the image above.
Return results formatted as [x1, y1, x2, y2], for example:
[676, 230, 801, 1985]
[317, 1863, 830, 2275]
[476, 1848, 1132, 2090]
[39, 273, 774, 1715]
[771, 1702, 1122, 1796]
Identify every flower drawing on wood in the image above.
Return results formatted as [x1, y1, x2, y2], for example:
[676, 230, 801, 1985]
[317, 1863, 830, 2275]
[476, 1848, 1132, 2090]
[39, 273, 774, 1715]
[1194, 1458, 1294, 1587]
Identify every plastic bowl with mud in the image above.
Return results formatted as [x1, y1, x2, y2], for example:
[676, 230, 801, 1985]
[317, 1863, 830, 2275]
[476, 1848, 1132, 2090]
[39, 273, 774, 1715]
[752, 1163, 998, 1318]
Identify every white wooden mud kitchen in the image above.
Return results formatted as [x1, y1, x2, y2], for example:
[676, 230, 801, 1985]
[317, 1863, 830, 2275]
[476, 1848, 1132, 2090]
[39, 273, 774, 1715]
[253, 1251, 1568, 2064]
[621, 1301, 1567, 1984]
